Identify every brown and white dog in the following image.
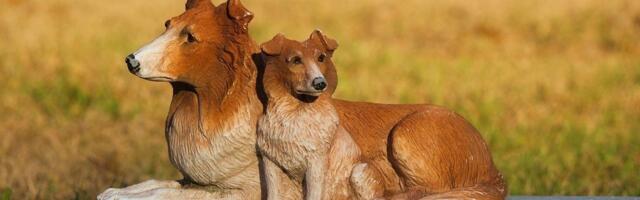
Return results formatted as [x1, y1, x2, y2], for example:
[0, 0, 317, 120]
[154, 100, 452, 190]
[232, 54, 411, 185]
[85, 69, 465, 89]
[99, 0, 265, 199]
[257, 32, 384, 200]
[99, 0, 507, 199]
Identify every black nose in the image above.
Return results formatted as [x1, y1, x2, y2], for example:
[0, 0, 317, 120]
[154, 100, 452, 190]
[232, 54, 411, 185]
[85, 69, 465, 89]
[312, 77, 327, 91]
[125, 54, 140, 73]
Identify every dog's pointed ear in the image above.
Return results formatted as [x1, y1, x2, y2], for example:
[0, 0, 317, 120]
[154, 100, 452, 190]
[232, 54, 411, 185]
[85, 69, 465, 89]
[227, 0, 254, 33]
[261, 34, 286, 56]
[185, 0, 210, 10]
[309, 29, 338, 52]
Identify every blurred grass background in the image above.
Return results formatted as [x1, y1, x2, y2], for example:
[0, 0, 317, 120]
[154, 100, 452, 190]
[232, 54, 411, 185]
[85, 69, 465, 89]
[1, 0, 639, 199]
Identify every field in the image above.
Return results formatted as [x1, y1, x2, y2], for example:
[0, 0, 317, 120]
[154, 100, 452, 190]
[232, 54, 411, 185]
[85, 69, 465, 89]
[1, 0, 639, 199]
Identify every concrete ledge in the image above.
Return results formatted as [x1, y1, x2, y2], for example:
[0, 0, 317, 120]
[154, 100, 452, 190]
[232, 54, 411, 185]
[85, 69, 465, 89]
[509, 196, 640, 200]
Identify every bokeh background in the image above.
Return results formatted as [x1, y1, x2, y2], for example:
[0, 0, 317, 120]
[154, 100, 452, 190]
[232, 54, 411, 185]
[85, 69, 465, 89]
[1, 0, 639, 199]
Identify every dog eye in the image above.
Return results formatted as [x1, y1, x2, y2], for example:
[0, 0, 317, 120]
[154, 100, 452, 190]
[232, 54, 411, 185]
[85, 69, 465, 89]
[291, 56, 302, 65]
[164, 20, 171, 29]
[186, 32, 197, 43]
[318, 54, 326, 62]
[181, 28, 197, 43]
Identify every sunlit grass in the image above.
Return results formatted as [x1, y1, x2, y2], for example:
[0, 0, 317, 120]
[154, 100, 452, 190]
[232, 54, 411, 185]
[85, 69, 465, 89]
[1, 0, 639, 199]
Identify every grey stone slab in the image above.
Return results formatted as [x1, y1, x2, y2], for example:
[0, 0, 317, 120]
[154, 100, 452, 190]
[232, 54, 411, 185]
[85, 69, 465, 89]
[509, 196, 640, 200]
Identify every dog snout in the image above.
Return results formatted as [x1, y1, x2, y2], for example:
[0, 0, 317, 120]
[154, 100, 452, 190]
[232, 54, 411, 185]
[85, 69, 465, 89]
[125, 54, 141, 73]
[311, 77, 327, 91]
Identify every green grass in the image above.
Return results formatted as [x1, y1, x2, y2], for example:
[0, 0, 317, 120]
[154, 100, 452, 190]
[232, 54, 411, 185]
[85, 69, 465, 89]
[27, 68, 123, 119]
[0, 188, 11, 200]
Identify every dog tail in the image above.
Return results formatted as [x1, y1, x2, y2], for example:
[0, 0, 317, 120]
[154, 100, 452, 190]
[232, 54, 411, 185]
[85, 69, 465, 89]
[418, 177, 507, 200]
[419, 185, 507, 200]
[383, 173, 507, 200]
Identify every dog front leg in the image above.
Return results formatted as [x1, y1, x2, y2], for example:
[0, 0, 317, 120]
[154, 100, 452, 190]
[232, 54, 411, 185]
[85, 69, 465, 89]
[260, 155, 304, 200]
[304, 156, 327, 200]
[100, 187, 249, 200]
[98, 179, 181, 200]
[262, 156, 282, 199]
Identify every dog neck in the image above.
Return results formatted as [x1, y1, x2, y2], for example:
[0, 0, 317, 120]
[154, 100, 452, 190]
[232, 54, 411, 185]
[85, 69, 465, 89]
[167, 41, 261, 138]
[265, 91, 333, 113]
[165, 43, 263, 185]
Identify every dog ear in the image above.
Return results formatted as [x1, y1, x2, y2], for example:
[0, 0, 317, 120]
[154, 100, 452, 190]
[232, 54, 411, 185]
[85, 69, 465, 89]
[309, 29, 338, 52]
[261, 34, 286, 56]
[324, 58, 339, 95]
[185, 0, 210, 10]
[227, 0, 254, 33]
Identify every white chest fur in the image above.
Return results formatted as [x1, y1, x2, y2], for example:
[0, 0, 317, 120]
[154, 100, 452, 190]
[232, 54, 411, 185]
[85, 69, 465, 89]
[257, 98, 339, 181]
[166, 104, 258, 187]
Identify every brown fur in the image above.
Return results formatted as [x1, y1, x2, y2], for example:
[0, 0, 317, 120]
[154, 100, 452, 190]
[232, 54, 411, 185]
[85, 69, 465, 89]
[334, 101, 507, 199]
[100, 0, 506, 199]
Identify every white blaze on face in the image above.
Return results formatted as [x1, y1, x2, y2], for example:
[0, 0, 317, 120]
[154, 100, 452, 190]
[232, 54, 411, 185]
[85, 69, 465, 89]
[306, 59, 323, 84]
[132, 29, 179, 81]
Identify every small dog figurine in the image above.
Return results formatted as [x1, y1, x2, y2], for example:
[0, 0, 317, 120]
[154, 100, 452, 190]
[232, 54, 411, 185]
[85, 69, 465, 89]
[257, 30, 384, 200]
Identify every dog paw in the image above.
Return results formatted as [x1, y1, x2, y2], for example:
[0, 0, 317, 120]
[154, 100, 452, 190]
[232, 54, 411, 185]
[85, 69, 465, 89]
[97, 188, 121, 200]
[97, 189, 148, 200]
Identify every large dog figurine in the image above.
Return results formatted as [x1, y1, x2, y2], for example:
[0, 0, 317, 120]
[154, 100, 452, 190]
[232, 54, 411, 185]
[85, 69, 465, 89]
[99, 0, 506, 199]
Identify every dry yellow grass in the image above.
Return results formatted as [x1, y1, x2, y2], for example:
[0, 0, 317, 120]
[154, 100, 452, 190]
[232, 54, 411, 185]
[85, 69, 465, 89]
[1, 0, 639, 199]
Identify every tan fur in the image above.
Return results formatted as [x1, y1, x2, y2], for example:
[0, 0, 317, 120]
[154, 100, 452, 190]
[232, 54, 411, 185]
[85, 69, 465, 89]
[100, 0, 506, 199]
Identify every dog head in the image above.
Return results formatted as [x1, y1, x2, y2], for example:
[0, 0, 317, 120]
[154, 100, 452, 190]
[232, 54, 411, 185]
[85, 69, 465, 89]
[125, 0, 254, 88]
[260, 30, 339, 102]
